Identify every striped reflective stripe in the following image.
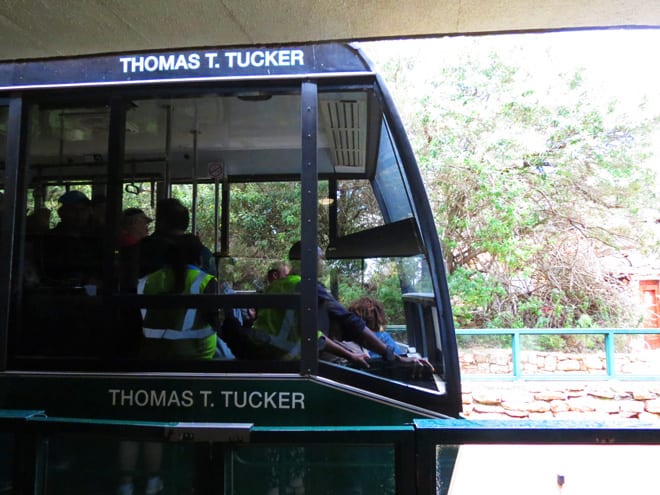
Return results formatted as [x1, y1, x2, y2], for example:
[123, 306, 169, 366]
[137, 276, 147, 294]
[142, 326, 215, 340]
[137, 276, 148, 318]
[181, 271, 207, 330]
[139, 269, 213, 341]
[250, 277, 301, 356]
[239, 324, 298, 356]
[272, 309, 301, 357]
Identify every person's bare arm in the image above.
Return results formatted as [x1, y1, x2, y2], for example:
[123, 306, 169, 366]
[322, 337, 371, 368]
[358, 326, 434, 371]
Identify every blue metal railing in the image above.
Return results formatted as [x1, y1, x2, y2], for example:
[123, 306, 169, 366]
[387, 325, 660, 381]
[457, 328, 660, 381]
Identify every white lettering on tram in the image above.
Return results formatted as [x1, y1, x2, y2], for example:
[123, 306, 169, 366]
[223, 49, 304, 69]
[119, 53, 201, 73]
[108, 388, 195, 407]
[219, 391, 305, 409]
[108, 389, 305, 410]
[119, 49, 304, 74]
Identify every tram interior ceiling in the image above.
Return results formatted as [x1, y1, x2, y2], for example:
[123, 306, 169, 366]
[23, 93, 370, 183]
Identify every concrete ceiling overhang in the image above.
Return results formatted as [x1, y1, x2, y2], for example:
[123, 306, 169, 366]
[1, 0, 659, 62]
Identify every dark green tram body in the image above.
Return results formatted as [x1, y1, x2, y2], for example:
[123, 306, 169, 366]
[0, 42, 462, 493]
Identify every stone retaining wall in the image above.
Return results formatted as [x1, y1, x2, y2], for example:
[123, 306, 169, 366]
[461, 381, 660, 422]
[459, 348, 660, 422]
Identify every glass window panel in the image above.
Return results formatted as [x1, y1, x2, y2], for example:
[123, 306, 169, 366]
[42, 436, 197, 495]
[228, 181, 301, 267]
[19, 103, 110, 358]
[125, 93, 302, 181]
[336, 179, 384, 236]
[230, 444, 395, 494]
[328, 254, 441, 391]
[373, 119, 415, 223]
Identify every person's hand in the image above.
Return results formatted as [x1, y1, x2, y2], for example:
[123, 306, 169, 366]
[349, 351, 371, 368]
[395, 355, 435, 375]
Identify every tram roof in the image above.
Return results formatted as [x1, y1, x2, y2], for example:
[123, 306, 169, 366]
[0, 44, 373, 91]
[0, 1, 658, 64]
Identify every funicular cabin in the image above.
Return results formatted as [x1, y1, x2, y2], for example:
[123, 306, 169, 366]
[0, 43, 462, 493]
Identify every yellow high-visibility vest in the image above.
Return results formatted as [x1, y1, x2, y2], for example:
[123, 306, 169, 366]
[138, 266, 217, 359]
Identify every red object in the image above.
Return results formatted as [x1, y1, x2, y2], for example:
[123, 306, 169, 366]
[644, 334, 660, 350]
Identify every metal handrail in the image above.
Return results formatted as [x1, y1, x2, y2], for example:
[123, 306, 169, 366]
[387, 326, 660, 381]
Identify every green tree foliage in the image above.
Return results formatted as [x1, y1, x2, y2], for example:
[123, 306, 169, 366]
[364, 34, 660, 329]
[229, 182, 302, 257]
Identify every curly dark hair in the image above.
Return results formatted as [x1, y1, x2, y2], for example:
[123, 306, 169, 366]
[348, 296, 387, 331]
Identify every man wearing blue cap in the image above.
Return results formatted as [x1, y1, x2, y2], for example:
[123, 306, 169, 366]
[51, 190, 92, 237]
[42, 190, 102, 285]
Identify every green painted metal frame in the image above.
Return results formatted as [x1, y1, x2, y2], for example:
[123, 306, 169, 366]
[1, 411, 659, 494]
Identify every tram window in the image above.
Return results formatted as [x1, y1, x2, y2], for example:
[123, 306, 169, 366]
[122, 181, 154, 217]
[373, 119, 415, 223]
[17, 103, 112, 358]
[230, 444, 395, 494]
[35, 434, 396, 495]
[229, 182, 302, 256]
[124, 93, 302, 181]
[41, 435, 198, 495]
[200, 180, 304, 296]
[9, 82, 445, 383]
[170, 183, 218, 253]
[336, 179, 384, 235]
[329, 254, 434, 354]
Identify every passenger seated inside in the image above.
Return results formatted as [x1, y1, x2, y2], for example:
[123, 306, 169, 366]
[138, 234, 234, 360]
[217, 256, 255, 327]
[138, 198, 216, 277]
[24, 207, 51, 288]
[347, 296, 405, 359]
[87, 193, 106, 235]
[222, 241, 433, 371]
[118, 207, 154, 292]
[39, 190, 103, 287]
[266, 262, 291, 286]
[119, 208, 153, 247]
[26, 207, 51, 235]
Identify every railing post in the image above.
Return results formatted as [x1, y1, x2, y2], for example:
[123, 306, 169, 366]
[605, 330, 615, 378]
[512, 331, 521, 379]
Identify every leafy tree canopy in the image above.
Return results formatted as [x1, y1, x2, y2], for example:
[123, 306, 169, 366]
[363, 32, 660, 328]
